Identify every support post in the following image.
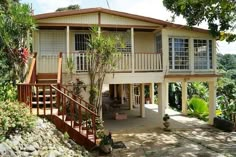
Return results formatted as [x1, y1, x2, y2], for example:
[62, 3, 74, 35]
[150, 82, 155, 104]
[66, 26, 70, 56]
[208, 80, 217, 125]
[140, 83, 145, 118]
[114, 84, 117, 99]
[181, 81, 188, 115]
[131, 27, 134, 73]
[129, 84, 133, 110]
[157, 81, 168, 127]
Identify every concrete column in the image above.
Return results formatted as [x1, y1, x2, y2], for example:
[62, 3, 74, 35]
[66, 26, 70, 56]
[150, 82, 155, 104]
[157, 81, 168, 127]
[114, 84, 117, 99]
[181, 81, 188, 115]
[140, 83, 145, 117]
[208, 80, 217, 125]
[129, 84, 133, 110]
[131, 27, 134, 73]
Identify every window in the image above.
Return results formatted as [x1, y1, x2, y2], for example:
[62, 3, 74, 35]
[74, 33, 90, 51]
[169, 38, 189, 70]
[194, 39, 212, 69]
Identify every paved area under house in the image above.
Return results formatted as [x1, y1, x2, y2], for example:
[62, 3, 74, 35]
[93, 104, 236, 157]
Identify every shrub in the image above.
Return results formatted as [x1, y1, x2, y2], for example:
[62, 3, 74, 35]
[0, 101, 36, 141]
[0, 81, 17, 101]
[188, 96, 209, 121]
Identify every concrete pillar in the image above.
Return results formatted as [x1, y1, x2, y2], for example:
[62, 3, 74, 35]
[208, 80, 217, 125]
[181, 81, 188, 115]
[66, 26, 70, 56]
[150, 82, 155, 104]
[114, 84, 117, 98]
[129, 84, 133, 110]
[140, 83, 145, 118]
[157, 81, 168, 127]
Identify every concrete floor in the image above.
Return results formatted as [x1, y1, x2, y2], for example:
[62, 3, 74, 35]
[96, 104, 236, 157]
[103, 103, 210, 132]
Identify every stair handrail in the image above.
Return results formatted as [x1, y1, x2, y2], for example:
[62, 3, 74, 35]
[57, 52, 63, 85]
[60, 85, 96, 113]
[51, 85, 97, 116]
[26, 52, 37, 83]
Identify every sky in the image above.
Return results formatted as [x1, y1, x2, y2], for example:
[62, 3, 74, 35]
[21, 0, 236, 54]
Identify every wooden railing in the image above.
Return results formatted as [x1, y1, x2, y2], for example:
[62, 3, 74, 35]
[51, 85, 98, 143]
[25, 52, 37, 83]
[60, 85, 96, 113]
[57, 52, 63, 85]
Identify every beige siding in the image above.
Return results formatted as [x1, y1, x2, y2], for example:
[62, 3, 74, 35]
[32, 30, 39, 53]
[38, 13, 98, 24]
[134, 32, 155, 52]
[39, 30, 66, 55]
[101, 13, 159, 26]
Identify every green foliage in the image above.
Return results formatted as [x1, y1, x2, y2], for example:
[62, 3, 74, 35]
[87, 26, 123, 114]
[63, 132, 70, 140]
[217, 54, 236, 71]
[188, 96, 209, 121]
[188, 82, 209, 101]
[0, 81, 17, 101]
[163, 0, 236, 42]
[66, 54, 75, 80]
[0, 0, 35, 84]
[0, 101, 36, 141]
[56, 4, 80, 12]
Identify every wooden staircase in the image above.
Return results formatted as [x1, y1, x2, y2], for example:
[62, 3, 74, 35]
[17, 52, 98, 150]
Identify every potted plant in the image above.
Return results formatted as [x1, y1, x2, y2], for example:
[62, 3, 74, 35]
[163, 114, 171, 131]
[99, 132, 113, 154]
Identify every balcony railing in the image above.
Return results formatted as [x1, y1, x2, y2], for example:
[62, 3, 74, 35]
[37, 52, 163, 73]
[75, 52, 162, 72]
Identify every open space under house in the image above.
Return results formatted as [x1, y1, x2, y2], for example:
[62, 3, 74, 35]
[18, 7, 220, 149]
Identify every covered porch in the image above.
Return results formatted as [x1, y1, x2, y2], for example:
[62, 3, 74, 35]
[103, 76, 217, 128]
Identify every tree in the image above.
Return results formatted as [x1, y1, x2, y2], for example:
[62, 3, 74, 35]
[163, 0, 236, 42]
[56, 4, 80, 12]
[87, 27, 123, 117]
[0, 0, 35, 100]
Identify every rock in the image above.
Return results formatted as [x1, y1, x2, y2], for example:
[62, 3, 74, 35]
[47, 150, 62, 157]
[21, 151, 30, 157]
[31, 150, 39, 156]
[100, 144, 112, 154]
[0, 142, 17, 157]
[25, 145, 36, 152]
[32, 142, 40, 150]
[0, 117, 91, 157]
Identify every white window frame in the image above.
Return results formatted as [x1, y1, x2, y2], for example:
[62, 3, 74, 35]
[193, 39, 213, 70]
[74, 33, 90, 52]
[168, 37, 190, 70]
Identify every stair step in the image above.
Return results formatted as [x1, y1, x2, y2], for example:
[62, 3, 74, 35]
[32, 100, 56, 105]
[33, 94, 56, 98]
[37, 73, 57, 79]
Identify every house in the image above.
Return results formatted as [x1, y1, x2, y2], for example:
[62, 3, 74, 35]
[18, 7, 219, 148]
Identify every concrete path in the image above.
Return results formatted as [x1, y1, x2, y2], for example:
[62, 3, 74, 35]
[93, 104, 236, 157]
